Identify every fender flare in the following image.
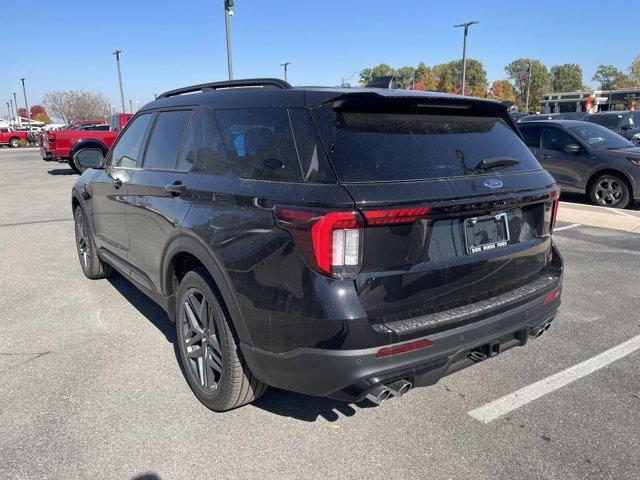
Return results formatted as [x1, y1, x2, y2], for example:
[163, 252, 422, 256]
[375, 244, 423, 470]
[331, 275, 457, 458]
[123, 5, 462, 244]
[161, 231, 252, 345]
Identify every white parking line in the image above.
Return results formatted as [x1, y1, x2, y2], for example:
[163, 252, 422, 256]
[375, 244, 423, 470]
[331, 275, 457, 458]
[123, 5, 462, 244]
[554, 223, 581, 231]
[468, 334, 640, 423]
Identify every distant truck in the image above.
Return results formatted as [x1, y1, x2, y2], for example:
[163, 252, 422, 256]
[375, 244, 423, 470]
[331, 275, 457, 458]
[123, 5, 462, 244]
[0, 127, 29, 147]
[41, 113, 132, 172]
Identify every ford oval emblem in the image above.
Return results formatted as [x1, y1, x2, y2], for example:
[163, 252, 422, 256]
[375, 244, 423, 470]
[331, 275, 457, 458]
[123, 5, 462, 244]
[484, 179, 503, 189]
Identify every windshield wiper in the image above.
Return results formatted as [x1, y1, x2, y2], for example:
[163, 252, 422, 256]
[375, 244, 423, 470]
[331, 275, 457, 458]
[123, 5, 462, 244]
[474, 157, 520, 171]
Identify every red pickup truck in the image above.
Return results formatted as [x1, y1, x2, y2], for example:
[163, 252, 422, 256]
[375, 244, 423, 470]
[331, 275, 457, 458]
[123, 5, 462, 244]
[41, 113, 132, 172]
[0, 127, 29, 147]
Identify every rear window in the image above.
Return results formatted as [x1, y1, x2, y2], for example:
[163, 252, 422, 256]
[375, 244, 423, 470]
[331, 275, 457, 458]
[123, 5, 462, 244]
[312, 108, 541, 182]
[215, 109, 303, 182]
[586, 115, 621, 129]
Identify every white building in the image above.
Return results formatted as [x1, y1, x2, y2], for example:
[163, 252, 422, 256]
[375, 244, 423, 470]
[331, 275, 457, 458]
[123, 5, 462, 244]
[542, 88, 640, 114]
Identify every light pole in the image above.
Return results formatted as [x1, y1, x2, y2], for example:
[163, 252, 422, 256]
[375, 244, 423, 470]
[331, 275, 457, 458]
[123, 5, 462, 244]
[524, 60, 533, 113]
[12, 93, 20, 127]
[9, 99, 14, 126]
[454, 20, 478, 95]
[608, 85, 617, 111]
[280, 62, 291, 82]
[224, 0, 234, 80]
[113, 50, 126, 113]
[6, 102, 10, 122]
[20, 78, 32, 132]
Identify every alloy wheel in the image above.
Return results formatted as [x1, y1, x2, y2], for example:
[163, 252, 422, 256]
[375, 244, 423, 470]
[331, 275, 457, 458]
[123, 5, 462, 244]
[181, 289, 223, 393]
[75, 210, 90, 269]
[594, 177, 624, 206]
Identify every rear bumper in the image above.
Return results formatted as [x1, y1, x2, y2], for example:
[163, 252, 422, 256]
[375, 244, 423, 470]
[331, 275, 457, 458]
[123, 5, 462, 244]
[241, 288, 561, 401]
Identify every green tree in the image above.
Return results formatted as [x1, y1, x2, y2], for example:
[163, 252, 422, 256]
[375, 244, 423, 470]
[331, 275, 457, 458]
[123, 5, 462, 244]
[488, 80, 516, 102]
[432, 58, 488, 94]
[628, 55, 640, 86]
[592, 65, 628, 90]
[359, 64, 395, 85]
[414, 61, 438, 90]
[550, 63, 583, 92]
[394, 66, 416, 89]
[505, 58, 551, 112]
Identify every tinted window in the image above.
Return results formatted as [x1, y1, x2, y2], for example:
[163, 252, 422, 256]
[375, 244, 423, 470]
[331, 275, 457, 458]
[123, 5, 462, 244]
[540, 127, 575, 150]
[519, 125, 542, 147]
[312, 108, 541, 182]
[288, 109, 334, 183]
[215, 109, 303, 182]
[586, 115, 622, 129]
[144, 110, 192, 170]
[176, 112, 199, 171]
[110, 113, 152, 168]
[199, 107, 231, 175]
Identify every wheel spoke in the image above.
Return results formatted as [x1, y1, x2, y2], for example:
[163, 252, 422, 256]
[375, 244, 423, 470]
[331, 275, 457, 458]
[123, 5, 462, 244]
[187, 345, 205, 358]
[208, 346, 223, 373]
[185, 330, 204, 346]
[184, 295, 204, 334]
[197, 354, 205, 386]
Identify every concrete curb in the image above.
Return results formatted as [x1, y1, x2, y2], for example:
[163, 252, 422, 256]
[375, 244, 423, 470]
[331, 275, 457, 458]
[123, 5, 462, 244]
[558, 202, 640, 234]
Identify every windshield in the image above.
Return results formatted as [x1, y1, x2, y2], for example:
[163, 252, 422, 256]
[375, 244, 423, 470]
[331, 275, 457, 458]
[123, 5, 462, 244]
[567, 123, 634, 150]
[311, 107, 541, 182]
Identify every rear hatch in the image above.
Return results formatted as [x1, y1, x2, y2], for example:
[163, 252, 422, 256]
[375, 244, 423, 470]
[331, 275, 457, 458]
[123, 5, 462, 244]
[310, 94, 560, 333]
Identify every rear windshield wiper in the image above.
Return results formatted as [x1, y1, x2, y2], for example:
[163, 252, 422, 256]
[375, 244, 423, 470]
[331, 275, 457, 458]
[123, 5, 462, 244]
[474, 157, 520, 171]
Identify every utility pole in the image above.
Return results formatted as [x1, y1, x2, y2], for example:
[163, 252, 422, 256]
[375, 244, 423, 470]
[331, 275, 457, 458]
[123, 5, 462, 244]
[224, 0, 234, 80]
[12, 93, 20, 127]
[9, 99, 15, 126]
[6, 102, 10, 122]
[608, 85, 617, 111]
[454, 20, 478, 95]
[20, 78, 32, 132]
[524, 60, 533, 113]
[113, 50, 126, 113]
[280, 62, 291, 82]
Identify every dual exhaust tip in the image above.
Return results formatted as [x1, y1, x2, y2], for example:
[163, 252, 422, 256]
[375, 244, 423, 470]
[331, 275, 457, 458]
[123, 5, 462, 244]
[532, 321, 552, 339]
[365, 379, 412, 405]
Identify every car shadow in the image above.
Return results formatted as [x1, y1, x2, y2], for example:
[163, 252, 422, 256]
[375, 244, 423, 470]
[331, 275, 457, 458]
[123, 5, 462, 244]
[106, 274, 175, 343]
[106, 273, 377, 422]
[47, 168, 77, 176]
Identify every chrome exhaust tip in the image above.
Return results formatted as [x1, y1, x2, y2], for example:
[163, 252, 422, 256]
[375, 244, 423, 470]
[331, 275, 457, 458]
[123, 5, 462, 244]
[365, 385, 391, 405]
[532, 322, 552, 339]
[387, 379, 413, 397]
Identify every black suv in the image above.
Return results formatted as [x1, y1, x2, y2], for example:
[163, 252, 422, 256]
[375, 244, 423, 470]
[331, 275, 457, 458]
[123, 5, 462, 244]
[585, 111, 640, 145]
[72, 79, 563, 411]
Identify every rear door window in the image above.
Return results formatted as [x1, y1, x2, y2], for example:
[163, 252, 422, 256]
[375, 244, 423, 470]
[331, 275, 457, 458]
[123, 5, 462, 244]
[539, 127, 574, 151]
[312, 107, 541, 182]
[519, 125, 542, 147]
[215, 109, 303, 182]
[143, 110, 192, 170]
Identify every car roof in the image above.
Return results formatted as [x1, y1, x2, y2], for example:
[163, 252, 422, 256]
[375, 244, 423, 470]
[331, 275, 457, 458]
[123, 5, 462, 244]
[518, 120, 591, 127]
[140, 79, 507, 115]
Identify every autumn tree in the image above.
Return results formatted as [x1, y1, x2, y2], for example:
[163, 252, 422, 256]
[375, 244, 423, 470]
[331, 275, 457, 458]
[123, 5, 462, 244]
[628, 55, 640, 86]
[550, 64, 583, 92]
[43, 90, 110, 124]
[413, 61, 438, 90]
[432, 59, 488, 95]
[505, 58, 550, 112]
[17, 108, 27, 118]
[29, 105, 47, 119]
[488, 80, 516, 102]
[34, 112, 52, 124]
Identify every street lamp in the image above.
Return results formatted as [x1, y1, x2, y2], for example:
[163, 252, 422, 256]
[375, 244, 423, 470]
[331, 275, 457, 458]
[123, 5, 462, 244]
[224, 0, 234, 80]
[12, 93, 19, 127]
[524, 60, 533, 113]
[113, 50, 126, 113]
[6, 102, 10, 122]
[280, 62, 291, 82]
[9, 98, 15, 126]
[20, 78, 32, 133]
[608, 85, 617, 111]
[454, 20, 479, 95]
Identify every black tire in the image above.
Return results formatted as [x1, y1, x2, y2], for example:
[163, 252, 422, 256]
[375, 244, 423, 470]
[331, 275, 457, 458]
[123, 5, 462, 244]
[589, 173, 631, 209]
[9, 137, 19, 148]
[74, 205, 113, 279]
[175, 268, 266, 411]
[68, 158, 80, 173]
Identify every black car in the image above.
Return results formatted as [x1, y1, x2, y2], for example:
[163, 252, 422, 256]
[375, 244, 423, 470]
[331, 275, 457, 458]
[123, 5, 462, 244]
[518, 113, 588, 123]
[71, 78, 563, 411]
[519, 120, 640, 208]
[585, 111, 640, 145]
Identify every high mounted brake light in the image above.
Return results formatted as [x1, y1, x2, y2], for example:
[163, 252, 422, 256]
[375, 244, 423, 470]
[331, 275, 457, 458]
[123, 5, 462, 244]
[274, 207, 364, 278]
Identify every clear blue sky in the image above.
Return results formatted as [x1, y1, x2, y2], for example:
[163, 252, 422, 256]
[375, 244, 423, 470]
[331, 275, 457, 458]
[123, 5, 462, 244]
[3, 0, 636, 114]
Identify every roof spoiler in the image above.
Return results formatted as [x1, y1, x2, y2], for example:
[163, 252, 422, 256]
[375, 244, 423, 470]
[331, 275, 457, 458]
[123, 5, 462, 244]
[157, 78, 292, 99]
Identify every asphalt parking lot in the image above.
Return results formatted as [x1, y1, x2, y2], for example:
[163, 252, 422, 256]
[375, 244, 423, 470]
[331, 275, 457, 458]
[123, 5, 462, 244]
[1, 148, 639, 480]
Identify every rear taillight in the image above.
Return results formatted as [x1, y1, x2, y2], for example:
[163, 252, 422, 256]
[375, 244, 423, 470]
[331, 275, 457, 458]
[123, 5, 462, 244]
[547, 189, 560, 233]
[363, 207, 431, 225]
[274, 207, 364, 278]
[543, 287, 561, 305]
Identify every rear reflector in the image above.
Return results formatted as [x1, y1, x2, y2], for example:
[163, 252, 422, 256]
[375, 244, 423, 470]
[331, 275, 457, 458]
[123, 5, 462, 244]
[375, 338, 433, 358]
[363, 207, 431, 226]
[543, 288, 561, 305]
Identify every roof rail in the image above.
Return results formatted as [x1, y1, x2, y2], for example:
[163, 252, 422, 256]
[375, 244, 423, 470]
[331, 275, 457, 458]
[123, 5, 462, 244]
[156, 78, 292, 99]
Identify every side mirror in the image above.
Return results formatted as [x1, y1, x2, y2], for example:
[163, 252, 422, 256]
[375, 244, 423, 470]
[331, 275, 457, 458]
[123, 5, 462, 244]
[74, 148, 104, 169]
[564, 143, 582, 153]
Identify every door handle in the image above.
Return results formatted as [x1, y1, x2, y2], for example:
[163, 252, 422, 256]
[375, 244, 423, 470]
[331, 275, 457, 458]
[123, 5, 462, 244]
[165, 181, 186, 196]
[112, 177, 123, 188]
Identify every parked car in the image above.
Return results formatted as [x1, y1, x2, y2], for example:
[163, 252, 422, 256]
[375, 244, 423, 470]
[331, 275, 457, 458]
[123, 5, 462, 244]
[0, 127, 29, 147]
[71, 79, 563, 411]
[585, 111, 640, 145]
[41, 114, 131, 172]
[518, 113, 588, 123]
[519, 120, 640, 208]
